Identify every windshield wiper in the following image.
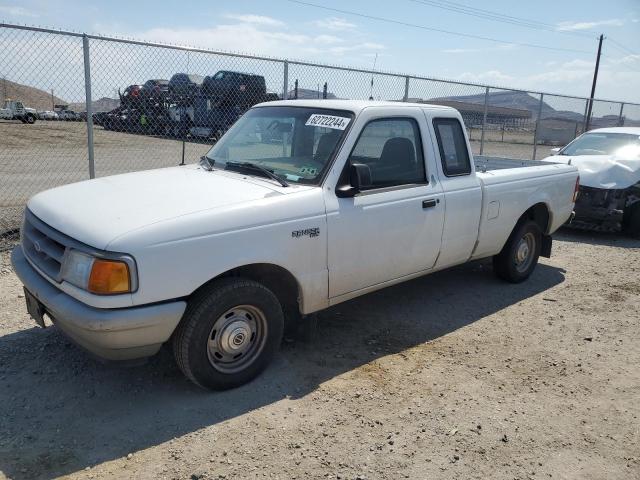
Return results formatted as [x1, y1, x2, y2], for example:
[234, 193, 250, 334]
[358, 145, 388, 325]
[200, 155, 215, 171]
[225, 161, 289, 187]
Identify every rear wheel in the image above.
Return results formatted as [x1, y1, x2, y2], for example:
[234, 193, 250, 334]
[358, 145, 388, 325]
[493, 220, 542, 283]
[25, 114, 36, 124]
[622, 202, 640, 238]
[173, 278, 284, 390]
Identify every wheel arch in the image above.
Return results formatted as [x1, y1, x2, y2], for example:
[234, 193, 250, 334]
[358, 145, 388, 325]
[521, 202, 551, 234]
[190, 263, 303, 326]
[514, 202, 552, 258]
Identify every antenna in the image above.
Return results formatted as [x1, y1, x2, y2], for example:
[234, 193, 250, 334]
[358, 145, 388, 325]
[368, 53, 378, 100]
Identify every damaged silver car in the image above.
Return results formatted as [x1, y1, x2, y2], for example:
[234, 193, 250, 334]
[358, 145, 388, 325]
[542, 127, 640, 237]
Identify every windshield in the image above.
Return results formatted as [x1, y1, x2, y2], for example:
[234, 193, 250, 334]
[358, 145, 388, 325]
[561, 132, 640, 157]
[204, 106, 354, 185]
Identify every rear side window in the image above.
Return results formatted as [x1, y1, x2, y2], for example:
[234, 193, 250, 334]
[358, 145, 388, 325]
[433, 118, 471, 176]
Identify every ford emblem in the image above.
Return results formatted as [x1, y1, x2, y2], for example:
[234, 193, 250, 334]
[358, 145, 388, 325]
[33, 241, 42, 253]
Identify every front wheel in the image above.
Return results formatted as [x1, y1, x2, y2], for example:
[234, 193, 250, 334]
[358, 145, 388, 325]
[493, 220, 542, 283]
[172, 278, 284, 390]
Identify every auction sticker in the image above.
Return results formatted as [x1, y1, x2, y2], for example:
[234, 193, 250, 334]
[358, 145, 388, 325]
[305, 114, 351, 130]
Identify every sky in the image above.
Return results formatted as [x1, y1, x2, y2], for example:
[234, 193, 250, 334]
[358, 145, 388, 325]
[1, 0, 639, 107]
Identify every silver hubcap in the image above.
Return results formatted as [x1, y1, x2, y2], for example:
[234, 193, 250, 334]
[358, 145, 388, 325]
[514, 232, 535, 273]
[207, 305, 268, 374]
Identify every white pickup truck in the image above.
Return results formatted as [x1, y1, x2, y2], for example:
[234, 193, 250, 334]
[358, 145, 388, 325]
[12, 100, 579, 390]
[0, 100, 37, 124]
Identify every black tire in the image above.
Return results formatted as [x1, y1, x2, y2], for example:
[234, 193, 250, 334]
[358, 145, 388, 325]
[173, 277, 284, 390]
[622, 202, 640, 238]
[493, 220, 542, 283]
[25, 114, 36, 124]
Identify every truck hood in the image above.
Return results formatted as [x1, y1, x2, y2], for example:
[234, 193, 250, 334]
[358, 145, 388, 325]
[27, 165, 298, 250]
[541, 154, 640, 190]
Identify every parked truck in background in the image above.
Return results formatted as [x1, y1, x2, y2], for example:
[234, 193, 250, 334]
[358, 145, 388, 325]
[168, 73, 204, 100]
[190, 70, 279, 139]
[0, 100, 37, 123]
[94, 71, 279, 138]
[12, 100, 579, 390]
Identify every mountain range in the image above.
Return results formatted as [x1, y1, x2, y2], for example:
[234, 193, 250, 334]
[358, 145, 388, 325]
[433, 90, 588, 122]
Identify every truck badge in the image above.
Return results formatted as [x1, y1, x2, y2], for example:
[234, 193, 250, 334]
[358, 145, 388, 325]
[292, 228, 320, 238]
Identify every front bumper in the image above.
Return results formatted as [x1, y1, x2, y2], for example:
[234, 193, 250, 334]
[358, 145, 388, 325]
[568, 186, 628, 232]
[11, 247, 186, 361]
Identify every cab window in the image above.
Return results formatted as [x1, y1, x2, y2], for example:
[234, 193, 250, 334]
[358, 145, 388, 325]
[433, 118, 471, 176]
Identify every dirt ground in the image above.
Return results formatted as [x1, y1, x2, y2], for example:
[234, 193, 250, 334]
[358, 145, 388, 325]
[0, 228, 638, 480]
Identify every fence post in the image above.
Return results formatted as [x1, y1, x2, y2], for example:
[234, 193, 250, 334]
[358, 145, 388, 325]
[282, 61, 289, 100]
[532, 93, 544, 161]
[479, 87, 489, 155]
[617, 103, 625, 126]
[403, 76, 410, 102]
[82, 34, 95, 179]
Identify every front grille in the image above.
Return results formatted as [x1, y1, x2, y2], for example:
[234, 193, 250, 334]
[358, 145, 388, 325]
[22, 211, 69, 281]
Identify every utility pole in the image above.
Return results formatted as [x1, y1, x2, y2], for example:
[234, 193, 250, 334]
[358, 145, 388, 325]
[585, 34, 604, 131]
[51, 89, 55, 110]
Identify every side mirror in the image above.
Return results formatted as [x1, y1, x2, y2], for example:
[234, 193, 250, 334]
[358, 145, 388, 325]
[336, 163, 372, 197]
[550, 147, 562, 156]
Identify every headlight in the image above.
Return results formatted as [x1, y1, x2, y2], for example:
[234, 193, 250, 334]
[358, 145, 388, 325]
[60, 250, 94, 289]
[61, 249, 133, 294]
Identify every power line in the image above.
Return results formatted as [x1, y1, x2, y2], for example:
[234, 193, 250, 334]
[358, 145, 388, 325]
[607, 37, 639, 57]
[604, 39, 640, 73]
[407, 0, 594, 38]
[285, 0, 593, 55]
[602, 52, 640, 74]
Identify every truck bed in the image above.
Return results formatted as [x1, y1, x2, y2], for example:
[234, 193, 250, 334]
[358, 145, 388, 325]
[470, 155, 577, 261]
[475, 155, 553, 172]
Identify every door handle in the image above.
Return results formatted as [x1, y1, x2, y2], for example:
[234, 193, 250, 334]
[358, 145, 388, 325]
[422, 198, 439, 209]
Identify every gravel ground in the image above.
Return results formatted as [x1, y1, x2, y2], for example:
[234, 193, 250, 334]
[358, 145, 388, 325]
[0, 229, 638, 480]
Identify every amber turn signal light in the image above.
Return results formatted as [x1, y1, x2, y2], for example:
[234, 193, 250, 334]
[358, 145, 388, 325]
[88, 259, 131, 294]
[573, 176, 580, 202]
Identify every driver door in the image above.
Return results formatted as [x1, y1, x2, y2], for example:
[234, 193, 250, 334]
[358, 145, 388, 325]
[325, 109, 445, 299]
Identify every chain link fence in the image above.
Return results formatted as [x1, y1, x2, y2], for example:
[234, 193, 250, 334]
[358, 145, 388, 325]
[2, 23, 639, 246]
